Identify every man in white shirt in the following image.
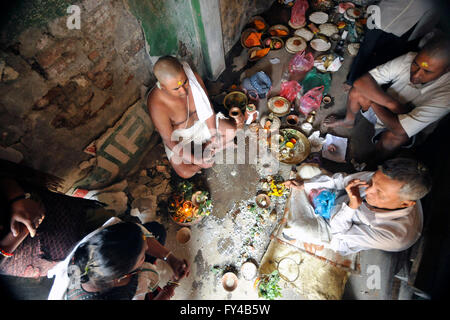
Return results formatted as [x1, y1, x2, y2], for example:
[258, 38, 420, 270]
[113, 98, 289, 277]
[345, 0, 439, 86]
[284, 158, 432, 256]
[325, 35, 450, 161]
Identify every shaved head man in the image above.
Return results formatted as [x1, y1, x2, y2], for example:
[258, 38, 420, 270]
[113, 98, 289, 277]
[147, 56, 237, 179]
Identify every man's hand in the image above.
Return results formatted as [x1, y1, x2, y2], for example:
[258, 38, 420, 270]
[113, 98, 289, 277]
[345, 179, 369, 209]
[198, 138, 219, 169]
[10, 199, 45, 238]
[167, 254, 190, 281]
[198, 156, 215, 169]
[283, 179, 304, 190]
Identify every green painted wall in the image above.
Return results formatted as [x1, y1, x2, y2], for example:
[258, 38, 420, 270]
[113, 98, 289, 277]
[0, 0, 81, 40]
[126, 0, 205, 76]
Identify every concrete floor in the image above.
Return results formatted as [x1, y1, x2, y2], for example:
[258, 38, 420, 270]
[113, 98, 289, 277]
[0, 5, 409, 301]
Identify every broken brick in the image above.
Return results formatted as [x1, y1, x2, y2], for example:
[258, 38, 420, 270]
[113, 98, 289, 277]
[88, 50, 100, 61]
[93, 71, 113, 89]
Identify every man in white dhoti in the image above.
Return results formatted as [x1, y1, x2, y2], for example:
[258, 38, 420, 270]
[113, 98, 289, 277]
[284, 158, 432, 256]
[147, 56, 237, 178]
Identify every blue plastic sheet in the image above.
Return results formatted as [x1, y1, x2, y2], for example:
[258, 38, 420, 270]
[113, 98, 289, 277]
[311, 189, 336, 219]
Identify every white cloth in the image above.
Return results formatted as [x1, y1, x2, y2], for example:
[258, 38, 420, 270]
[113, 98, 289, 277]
[377, 0, 438, 40]
[164, 112, 227, 160]
[163, 61, 221, 160]
[181, 61, 214, 122]
[367, 52, 450, 138]
[283, 187, 332, 244]
[164, 120, 212, 160]
[303, 172, 423, 256]
[47, 217, 156, 300]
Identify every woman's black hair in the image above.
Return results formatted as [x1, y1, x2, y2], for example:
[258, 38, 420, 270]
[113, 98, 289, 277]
[70, 222, 144, 292]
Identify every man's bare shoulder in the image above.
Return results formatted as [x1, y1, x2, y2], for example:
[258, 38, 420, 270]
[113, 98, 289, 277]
[147, 88, 168, 114]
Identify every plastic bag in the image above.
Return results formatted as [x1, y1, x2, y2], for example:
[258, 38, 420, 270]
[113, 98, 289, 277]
[290, 0, 309, 28]
[301, 68, 331, 95]
[288, 50, 314, 74]
[299, 85, 324, 115]
[241, 71, 272, 100]
[279, 80, 302, 102]
[309, 188, 336, 220]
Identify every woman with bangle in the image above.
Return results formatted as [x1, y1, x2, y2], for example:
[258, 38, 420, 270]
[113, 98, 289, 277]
[0, 159, 108, 278]
[48, 218, 190, 300]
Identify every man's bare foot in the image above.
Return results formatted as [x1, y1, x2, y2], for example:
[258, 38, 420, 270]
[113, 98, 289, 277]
[342, 83, 352, 92]
[323, 114, 355, 129]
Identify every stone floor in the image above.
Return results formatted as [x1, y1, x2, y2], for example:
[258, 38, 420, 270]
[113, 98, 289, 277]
[0, 3, 413, 301]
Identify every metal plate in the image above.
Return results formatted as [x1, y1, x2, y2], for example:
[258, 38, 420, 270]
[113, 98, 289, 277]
[268, 96, 291, 117]
[285, 36, 307, 54]
[276, 128, 311, 164]
[223, 91, 248, 112]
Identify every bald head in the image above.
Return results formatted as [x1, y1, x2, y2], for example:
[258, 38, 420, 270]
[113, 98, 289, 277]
[410, 34, 450, 84]
[153, 56, 184, 84]
[420, 34, 450, 68]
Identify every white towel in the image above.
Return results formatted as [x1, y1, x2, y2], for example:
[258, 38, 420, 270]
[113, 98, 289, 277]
[181, 61, 214, 122]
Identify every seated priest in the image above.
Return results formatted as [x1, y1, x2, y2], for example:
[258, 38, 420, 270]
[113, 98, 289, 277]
[147, 56, 237, 179]
[284, 158, 432, 256]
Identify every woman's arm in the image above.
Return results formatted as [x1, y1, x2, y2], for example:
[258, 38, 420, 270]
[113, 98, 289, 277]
[0, 178, 45, 238]
[145, 237, 190, 281]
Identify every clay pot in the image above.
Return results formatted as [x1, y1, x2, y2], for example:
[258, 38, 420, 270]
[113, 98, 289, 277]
[222, 272, 238, 292]
[321, 95, 334, 109]
[176, 227, 192, 244]
[256, 193, 271, 208]
[286, 114, 300, 127]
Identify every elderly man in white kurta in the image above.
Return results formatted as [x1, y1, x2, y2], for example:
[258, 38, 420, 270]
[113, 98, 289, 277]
[284, 158, 432, 256]
[324, 35, 450, 161]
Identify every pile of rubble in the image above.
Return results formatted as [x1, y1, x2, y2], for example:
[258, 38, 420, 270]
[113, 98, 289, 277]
[126, 146, 174, 223]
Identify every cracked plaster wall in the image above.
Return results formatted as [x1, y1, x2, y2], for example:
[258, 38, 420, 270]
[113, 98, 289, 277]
[0, 0, 154, 189]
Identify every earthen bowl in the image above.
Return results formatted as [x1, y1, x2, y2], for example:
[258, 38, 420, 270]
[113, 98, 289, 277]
[248, 46, 269, 62]
[222, 272, 239, 292]
[176, 227, 192, 245]
[241, 28, 260, 48]
[256, 193, 271, 208]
